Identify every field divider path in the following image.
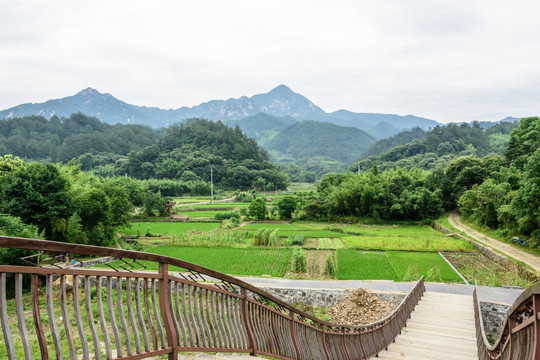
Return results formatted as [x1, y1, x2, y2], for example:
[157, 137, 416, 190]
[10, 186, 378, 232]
[448, 211, 540, 273]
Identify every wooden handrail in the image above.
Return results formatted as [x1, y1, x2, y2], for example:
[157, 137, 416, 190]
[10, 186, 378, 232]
[474, 282, 540, 359]
[0, 236, 426, 360]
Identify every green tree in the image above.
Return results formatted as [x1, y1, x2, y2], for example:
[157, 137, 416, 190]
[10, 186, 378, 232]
[510, 148, 540, 243]
[0, 163, 71, 241]
[249, 198, 267, 220]
[278, 196, 298, 220]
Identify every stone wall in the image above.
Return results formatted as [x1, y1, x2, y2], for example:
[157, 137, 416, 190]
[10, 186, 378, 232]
[260, 286, 404, 308]
[481, 302, 509, 343]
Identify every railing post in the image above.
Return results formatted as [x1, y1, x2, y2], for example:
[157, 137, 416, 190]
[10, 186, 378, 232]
[158, 263, 178, 360]
[241, 287, 257, 356]
[289, 310, 302, 360]
[342, 327, 351, 360]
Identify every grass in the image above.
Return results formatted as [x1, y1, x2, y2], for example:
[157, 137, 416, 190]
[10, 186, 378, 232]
[337, 250, 399, 280]
[336, 249, 462, 282]
[241, 223, 311, 230]
[341, 225, 474, 252]
[102, 246, 292, 277]
[176, 210, 230, 218]
[278, 230, 347, 238]
[118, 222, 221, 236]
[386, 251, 463, 282]
[176, 202, 250, 210]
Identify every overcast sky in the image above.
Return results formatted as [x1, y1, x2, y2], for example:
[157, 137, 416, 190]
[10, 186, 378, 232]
[1, 0, 539, 123]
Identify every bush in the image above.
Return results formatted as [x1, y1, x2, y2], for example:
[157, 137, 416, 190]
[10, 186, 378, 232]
[403, 264, 421, 281]
[292, 234, 305, 246]
[214, 211, 241, 220]
[426, 266, 442, 282]
[324, 254, 336, 277]
[221, 217, 241, 229]
[293, 248, 307, 273]
[254, 228, 279, 246]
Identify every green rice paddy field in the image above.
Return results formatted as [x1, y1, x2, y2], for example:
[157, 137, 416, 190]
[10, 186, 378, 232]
[337, 249, 463, 282]
[118, 221, 221, 236]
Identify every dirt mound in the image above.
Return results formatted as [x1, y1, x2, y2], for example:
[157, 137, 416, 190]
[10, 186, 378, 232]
[328, 289, 398, 326]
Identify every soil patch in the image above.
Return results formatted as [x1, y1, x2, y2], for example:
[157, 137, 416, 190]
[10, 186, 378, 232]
[329, 288, 398, 326]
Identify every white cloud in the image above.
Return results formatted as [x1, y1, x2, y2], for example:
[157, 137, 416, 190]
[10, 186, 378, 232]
[0, 0, 539, 123]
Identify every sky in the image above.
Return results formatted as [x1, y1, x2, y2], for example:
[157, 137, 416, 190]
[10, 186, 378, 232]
[1, 0, 539, 123]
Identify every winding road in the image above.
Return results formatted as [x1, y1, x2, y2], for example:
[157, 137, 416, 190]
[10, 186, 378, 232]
[448, 211, 540, 273]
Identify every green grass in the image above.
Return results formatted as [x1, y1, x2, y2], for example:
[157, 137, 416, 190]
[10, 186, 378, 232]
[127, 246, 292, 277]
[317, 238, 345, 249]
[177, 210, 230, 218]
[118, 222, 221, 236]
[177, 202, 250, 210]
[337, 250, 399, 280]
[241, 223, 311, 230]
[341, 225, 474, 252]
[278, 230, 347, 238]
[386, 251, 463, 282]
[336, 249, 462, 282]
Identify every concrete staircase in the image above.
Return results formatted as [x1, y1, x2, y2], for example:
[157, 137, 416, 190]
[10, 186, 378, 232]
[376, 291, 478, 359]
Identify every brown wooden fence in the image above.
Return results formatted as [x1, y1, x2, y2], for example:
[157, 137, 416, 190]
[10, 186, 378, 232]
[0, 236, 425, 360]
[474, 283, 540, 360]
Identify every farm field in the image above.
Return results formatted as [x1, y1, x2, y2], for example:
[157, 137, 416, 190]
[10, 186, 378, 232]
[177, 210, 230, 218]
[341, 225, 474, 252]
[177, 202, 250, 210]
[118, 221, 221, 236]
[136, 246, 292, 277]
[443, 252, 532, 287]
[336, 249, 463, 282]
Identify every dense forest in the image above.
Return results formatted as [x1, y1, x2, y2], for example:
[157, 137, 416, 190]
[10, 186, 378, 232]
[0, 114, 289, 191]
[308, 117, 539, 246]
[354, 121, 518, 171]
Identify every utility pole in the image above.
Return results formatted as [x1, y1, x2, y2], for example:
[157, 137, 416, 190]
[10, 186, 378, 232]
[210, 168, 214, 204]
[357, 162, 360, 175]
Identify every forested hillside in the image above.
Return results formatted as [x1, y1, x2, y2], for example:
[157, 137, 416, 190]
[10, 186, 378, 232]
[305, 117, 539, 246]
[354, 121, 518, 171]
[0, 113, 158, 162]
[0, 114, 289, 190]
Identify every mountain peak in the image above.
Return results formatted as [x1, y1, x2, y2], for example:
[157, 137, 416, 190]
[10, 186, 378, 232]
[268, 84, 294, 95]
[77, 87, 101, 96]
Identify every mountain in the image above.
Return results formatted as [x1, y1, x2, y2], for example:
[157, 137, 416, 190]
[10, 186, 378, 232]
[328, 110, 438, 136]
[0, 88, 181, 126]
[266, 120, 376, 164]
[0, 85, 437, 136]
[226, 113, 296, 145]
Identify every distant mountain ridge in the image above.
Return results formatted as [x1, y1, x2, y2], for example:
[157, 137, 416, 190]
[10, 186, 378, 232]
[0, 85, 439, 139]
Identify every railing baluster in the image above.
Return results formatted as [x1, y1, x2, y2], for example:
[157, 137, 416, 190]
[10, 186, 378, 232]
[199, 288, 213, 347]
[117, 276, 133, 356]
[97, 276, 112, 359]
[210, 290, 223, 348]
[15, 274, 32, 360]
[135, 278, 151, 352]
[46, 274, 63, 359]
[72, 275, 89, 360]
[173, 281, 187, 347]
[32, 274, 48, 360]
[144, 278, 158, 350]
[85, 275, 101, 360]
[168, 281, 181, 346]
[60, 275, 77, 360]
[0, 273, 15, 360]
[126, 277, 142, 354]
[241, 288, 256, 355]
[181, 283, 195, 347]
[107, 276, 123, 357]
[151, 278, 166, 348]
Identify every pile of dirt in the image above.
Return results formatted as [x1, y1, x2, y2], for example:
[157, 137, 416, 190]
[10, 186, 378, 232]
[328, 288, 398, 326]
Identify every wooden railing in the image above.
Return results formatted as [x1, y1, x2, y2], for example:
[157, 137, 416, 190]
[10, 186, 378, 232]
[474, 283, 540, 360]
[0, 236, 425, 360]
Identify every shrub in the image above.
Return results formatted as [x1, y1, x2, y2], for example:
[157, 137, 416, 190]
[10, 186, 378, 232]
[254, 228, 279, 246]
[292, 234, 305, 246]
[221, 217, 241, 229]
[214, 211, 241, 220]
[293, 248, 307, 273]
[426, 266, 442, 282]
[324, 253, 336, 277]
[403, 264, 421, 281]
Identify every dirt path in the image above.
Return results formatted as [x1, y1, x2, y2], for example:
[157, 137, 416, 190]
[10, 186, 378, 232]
[448, 211, 540, 273]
